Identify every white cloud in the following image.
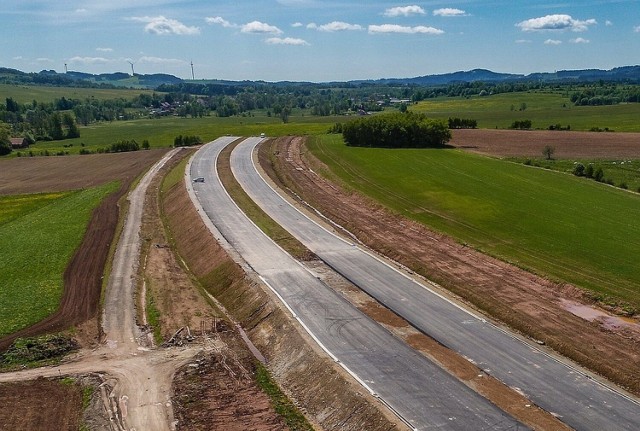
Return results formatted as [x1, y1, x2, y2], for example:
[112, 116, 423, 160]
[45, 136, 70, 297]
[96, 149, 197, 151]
[13, 56, 24, 60]
[96, 47, 113, 52]
[291, 22, 303, 27]
[635, 25, 640, 33]
[515, 39, 532, 44]
[383, 5, 426, 17]
[131, 16, 200, 35]
[266, 37, 310, 46]
[205, 16, 236, 28]
[433, 8, 467, 17]
[570, 37, 589, 44]
[605, 20, 613, 26]
[368, 24, 444, 35]
[307, 23, 317, 29]
[36, 58, 54, 63]
[544, 39, 562, 45]
[241, 21, 283, 34]
[69, 56, 111, 64]
[315, 21, 363, 32]
[516, 14, 596, 32]
[138, 56, 186, 65]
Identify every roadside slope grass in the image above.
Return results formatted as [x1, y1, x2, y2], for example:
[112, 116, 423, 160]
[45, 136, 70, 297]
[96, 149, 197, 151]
[0, 182, 118, 337]
[412, 92, 640, 131]
[309, 134, 640, 310]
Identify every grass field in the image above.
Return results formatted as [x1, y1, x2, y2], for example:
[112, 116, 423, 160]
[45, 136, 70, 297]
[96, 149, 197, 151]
[0, 182, 118, 337]
[16, 112, 341, 156]
[0, 83, 154, 104]
[309, 134, 640, 310]
[412, 91, 640, 132]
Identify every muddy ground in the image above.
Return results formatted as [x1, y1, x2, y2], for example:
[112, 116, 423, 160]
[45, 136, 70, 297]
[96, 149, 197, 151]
[261, 134, 640, 396]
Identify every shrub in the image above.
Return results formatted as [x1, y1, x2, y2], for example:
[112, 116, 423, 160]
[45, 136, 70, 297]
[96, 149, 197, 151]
[448, 117, 478, 129]
[573, 163, 585, 176]
[510, 119, 532, 130]
[594, 167, 604, 182]
[585, 164, 594, 178]
[174, 135, 202, 147]
[619, 182, 628, 190]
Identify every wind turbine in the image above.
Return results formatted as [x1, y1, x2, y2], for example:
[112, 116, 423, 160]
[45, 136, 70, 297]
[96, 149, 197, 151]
[64, 63, 68, 73]
[128, 61, 135, 77]
[190, 61, 195, 80]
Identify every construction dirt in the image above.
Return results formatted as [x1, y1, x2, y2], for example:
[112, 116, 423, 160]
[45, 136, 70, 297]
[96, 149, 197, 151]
[261, 134, 640, 397]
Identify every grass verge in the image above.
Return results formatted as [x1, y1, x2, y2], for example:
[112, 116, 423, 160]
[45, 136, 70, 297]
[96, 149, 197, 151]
[254, 361, 314, 431]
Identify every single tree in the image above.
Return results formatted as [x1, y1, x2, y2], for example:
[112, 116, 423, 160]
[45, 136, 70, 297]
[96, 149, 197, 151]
[542, 145, 555, 160]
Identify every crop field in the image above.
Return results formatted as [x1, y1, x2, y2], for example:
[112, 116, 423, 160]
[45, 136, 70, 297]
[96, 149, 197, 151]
[412, 92, 640, 132]
[0, 182, 118, 337]
[309, 134, 640, 309]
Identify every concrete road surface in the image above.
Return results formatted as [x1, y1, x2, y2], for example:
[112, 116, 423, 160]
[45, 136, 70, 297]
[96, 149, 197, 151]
[229, 137, 640, 431]
[189, 137, 527, 431]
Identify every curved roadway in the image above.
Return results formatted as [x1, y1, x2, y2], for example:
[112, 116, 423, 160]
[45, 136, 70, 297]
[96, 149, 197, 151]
[229, 137, 640, 431]
[190, 137, 525, 431]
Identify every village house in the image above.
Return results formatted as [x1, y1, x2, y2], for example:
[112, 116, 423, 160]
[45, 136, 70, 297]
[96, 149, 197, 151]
[10, 137, 29, 149]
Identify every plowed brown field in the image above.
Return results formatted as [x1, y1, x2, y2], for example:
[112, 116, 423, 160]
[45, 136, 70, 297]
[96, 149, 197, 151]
[450, 128, 640, 158]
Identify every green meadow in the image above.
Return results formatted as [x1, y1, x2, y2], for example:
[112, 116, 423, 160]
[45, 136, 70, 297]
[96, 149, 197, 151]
[0, 83, 154, 104]
[412, 91, 640, 132]
[0, 182, 118, 337]
[308, 134, 640, 310]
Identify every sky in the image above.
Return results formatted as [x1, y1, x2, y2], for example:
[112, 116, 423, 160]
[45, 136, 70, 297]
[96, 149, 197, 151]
[1, 0, 639, 82]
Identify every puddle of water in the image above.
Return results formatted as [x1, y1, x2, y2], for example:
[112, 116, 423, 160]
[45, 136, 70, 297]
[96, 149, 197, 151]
[560, 299, 640, 332]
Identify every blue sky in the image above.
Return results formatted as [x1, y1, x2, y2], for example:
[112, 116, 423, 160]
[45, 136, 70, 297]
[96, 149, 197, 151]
[2, 1, 639, 82]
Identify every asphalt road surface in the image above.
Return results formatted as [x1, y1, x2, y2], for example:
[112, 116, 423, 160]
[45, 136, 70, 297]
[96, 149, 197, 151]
[190, 137, 526, 431]
[229, 137, 640, 431]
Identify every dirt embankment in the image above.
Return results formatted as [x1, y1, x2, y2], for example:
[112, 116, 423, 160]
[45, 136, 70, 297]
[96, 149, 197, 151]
[262, 136, 640, 396]
[0, 150, 169, 352]
[163, 169, 406, 431]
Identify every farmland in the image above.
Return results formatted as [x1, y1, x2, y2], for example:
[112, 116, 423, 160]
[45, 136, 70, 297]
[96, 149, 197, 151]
[0, 182, 118, 337]
[0, 83, 154, 104]
[412, 91, 640, 132]
[308, 134, 640, 309]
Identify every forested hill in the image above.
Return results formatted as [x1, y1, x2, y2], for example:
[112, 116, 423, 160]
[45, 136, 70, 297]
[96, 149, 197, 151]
[1, 65, 639, 90]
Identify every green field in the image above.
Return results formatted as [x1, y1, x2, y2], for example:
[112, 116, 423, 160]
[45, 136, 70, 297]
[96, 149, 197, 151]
[412, 91, 640, 132]
[0, 183, 118, 337]
[0, 83, 154, 104]
[17, 112, 342, 156]
[309, 134, 640, 310]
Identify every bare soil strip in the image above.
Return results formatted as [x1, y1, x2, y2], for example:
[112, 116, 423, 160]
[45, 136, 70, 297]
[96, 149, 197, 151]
[261, 136, 640, 396]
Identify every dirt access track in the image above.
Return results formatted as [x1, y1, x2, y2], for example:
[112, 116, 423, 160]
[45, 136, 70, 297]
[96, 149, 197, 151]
[0, 149, 168, 350]
[262, 133, 640, 396]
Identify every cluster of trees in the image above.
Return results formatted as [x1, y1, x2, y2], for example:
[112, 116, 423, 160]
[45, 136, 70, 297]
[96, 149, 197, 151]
[448, 117, 478, 129]
[98, 139, 147, 153]
[1, 97, 81, 141]
[570, 85, 640, 106]
[173, 135, 202, 147]
[0, 121, 11, 155]
[340, 112, 451, 148]
[510, 120, 532, 130]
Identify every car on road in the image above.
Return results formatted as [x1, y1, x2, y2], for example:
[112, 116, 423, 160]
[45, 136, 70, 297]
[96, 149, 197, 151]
[193, 177, 205, 183]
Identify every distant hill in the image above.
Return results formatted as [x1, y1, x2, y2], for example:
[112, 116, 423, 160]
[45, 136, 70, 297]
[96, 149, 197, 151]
[0, 65, 639, 90]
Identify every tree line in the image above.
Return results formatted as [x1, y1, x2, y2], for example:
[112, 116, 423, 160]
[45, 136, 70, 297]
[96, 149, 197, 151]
[337, 112, 451, 148]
